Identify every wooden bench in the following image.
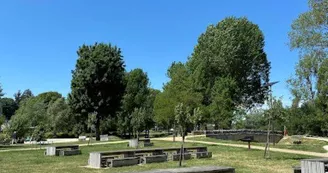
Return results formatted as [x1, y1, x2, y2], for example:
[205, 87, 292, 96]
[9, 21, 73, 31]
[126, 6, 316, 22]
[45, 145, 81, 156]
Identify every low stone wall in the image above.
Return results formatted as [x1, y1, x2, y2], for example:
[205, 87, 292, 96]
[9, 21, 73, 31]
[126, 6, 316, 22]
[205, 129, 283, 143]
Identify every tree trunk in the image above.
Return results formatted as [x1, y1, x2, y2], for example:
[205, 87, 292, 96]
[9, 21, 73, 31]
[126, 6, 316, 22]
[179, 135, 185, 167]
[95, 117, 100, 141]
[214, 123, 219, 130]
[136, 132, 139, 149]
[272, 121, 275, 146]
[264, 119, 271, 158]
[173, 124, 176, 142]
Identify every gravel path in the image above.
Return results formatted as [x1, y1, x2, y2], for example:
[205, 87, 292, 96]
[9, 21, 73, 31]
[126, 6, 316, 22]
[154, 136, 328, 157]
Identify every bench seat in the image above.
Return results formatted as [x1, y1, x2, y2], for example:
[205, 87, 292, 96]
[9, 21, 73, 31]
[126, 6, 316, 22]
[195, 152, 212, 159]
[58, 149, 81, 156]
[293, 166, 301, 173]
[142, 155, 167, 164]
[172, 153, 192, 161]
[110, 157, 140, 167]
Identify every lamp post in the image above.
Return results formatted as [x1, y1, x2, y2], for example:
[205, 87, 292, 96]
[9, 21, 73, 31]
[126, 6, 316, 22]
[263, 81, 279, 159]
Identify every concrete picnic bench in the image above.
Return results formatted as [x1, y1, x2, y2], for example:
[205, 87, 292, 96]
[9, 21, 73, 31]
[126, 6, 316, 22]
[88, 146, 212, 168]
[137, 166, 235, 173]
[128, 138, 154, 147]
[293, 158, 328, 173]
[139, 138, 153, 146]
[45, 145, 81, 156]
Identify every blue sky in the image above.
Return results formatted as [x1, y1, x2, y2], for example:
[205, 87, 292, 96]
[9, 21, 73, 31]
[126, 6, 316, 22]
[0, 0, 308, 106]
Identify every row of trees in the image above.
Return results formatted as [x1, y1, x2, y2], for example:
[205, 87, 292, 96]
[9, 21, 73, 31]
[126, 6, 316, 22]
[1, 16, 271, 140]
[0, 0, 326, 140]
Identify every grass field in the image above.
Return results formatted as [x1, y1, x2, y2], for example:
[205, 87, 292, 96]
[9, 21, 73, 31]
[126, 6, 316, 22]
[0, 140, 312, 173]
[0, 137, 125, 151]
[188, 136, 328, 153]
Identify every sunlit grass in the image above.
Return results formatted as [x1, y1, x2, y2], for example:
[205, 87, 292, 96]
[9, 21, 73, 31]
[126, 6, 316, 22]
[188, 136, 328, 153]
[0, 140, 310, 173]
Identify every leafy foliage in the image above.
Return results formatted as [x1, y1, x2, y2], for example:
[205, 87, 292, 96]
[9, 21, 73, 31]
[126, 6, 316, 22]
[14, 89, 34, 105]
[187, 17, 270, 108]
[69, 43, 126, 140]
[0, 98, 18, 120]
[118, 69, 150, 135]
[288, 0, 328, 102]
[174, 103, 191, 138]
[130, 107, 147, 138]
[154, 62, 202, 130]
[10, 92, 62, 138]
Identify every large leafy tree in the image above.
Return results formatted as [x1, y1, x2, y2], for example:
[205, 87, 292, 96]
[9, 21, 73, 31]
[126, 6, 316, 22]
[154, 62, 202, 130]
[288, 0, 328, 102]
[69, 43, 126, 140]
[187, 17, 270, 108]
[285, 0, 328, 136]
[14, 89, 34, 105]
[0, 98, 18, 120]
[118, 69, 150, 135]
[47, 98, 73, 136]
[10, 92, 62, 137]
[209, 77, 237, 129]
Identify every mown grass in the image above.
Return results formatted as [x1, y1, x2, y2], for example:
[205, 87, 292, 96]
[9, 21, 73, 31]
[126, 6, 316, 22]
[0, 137, 124, 151]
[0, 140, 311, 173]
[188, 136, 328, 153]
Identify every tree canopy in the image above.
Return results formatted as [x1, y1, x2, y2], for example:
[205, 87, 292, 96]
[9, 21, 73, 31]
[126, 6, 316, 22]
[10, 92, 62, 137]
[187, 17, 270, 108]
[0, 98, 17, 120]
[68, 43, 126, 140]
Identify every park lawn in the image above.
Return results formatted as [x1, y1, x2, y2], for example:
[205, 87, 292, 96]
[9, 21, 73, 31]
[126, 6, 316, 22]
[188, 136, 328, 153]
[0, 137, 125, 151]
[0, 141, 310, 173]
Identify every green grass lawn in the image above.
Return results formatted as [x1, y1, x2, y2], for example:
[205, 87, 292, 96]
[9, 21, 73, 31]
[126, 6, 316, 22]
[0, 137, 125, 151]
[188, 136, 328, 153]
[0, 140, 311, 173]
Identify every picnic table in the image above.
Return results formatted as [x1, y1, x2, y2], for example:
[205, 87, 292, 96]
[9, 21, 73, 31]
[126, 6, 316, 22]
[240, 136, 254, 150]
[88, 146, 212, 168]
[45, 145, 81, 156]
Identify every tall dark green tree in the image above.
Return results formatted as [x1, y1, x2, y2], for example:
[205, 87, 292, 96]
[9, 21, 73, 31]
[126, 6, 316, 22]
[118, 68, 150, 135]
[69, 43, 126, 140]
[0, 98, 18, 120]
[187, 17, 270, 109]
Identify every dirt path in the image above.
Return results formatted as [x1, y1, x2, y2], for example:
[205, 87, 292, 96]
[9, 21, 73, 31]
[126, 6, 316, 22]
[0, 140, 128, 153]
[155, 136, 328, 157]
